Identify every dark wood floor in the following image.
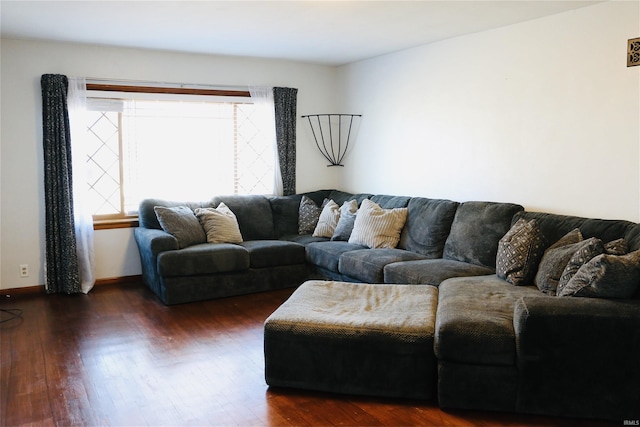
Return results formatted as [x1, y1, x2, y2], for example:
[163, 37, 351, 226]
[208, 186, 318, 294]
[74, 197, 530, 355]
[1, 280, 616, 427]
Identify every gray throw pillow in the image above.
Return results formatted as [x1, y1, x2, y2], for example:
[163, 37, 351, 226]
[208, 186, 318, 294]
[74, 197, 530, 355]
[154, 205, 206, 249]
[534, 228, 583, 295]
[496, 218, 546, 286]
[298, 196, 326, 234]
[556, 237, 604, 295]
[558, 249, 640, 298]
[331, 199, 358, 241]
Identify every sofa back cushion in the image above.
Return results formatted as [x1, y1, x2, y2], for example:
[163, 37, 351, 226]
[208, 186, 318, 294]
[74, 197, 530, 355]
[626, 223, 640, 252]
[327, 190, 371, 207]
[398, 197, 459, 258]
[269, 190, 333, 237]
[443, 201, 524, 269]
[370, 194, 411, 209]
[138, 198, 213, 230]
[212, 195, 275, 240]
[512, 211, 638, 251]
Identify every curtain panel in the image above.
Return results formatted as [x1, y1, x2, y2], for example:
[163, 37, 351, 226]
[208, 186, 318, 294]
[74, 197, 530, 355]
[273, 87, 298, 196]
[41, 74, 82, 294]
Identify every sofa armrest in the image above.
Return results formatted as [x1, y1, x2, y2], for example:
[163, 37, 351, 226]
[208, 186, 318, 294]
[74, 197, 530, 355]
[134, 227, 179, 256]
[513, 296, 640, 419]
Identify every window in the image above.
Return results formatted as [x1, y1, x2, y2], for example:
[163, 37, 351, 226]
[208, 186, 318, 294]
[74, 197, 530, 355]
[82, 85, 275, 225]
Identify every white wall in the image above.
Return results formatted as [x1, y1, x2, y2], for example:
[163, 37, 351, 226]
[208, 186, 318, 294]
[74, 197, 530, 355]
[0, 39, 339, 289]
[337, 1, 640, 222]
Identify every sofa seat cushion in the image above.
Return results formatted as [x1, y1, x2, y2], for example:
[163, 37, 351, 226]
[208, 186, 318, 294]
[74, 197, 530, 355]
[279, 234, 329, 245]
[239, 240, 306, 268]
[384, 259, 495, 286]
[338, 249, 427, 283]
[158, 243, 249, 277]
[305, 241, 367, 273]
[435, 275, 542, 366]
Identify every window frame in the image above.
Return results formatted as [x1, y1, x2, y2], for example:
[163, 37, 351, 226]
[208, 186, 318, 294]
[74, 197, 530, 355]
[85, 83, 252, 230]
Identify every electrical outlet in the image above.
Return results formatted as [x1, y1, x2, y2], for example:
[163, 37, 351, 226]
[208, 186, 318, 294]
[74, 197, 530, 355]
[19, 264, 28, 278]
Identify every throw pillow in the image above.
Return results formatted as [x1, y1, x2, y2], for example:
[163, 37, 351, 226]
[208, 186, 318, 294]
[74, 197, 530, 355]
[313, 199, 341, 238]
[298, 196, 326, 234]
[348, 199, 408, 249]
[194, 202, 243, 244]
[534, 228, 583, 295]
[154, 205, 207, 249]
[604, 238, 628, 255]
[496, 218, 546, 286]
[331, 199, 358, 241]
[556, 237, 604, 295]
[558, 249, 640, 298]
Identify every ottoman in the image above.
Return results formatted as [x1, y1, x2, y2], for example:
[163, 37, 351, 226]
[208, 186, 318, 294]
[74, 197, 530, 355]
[264, 280, 438, 399]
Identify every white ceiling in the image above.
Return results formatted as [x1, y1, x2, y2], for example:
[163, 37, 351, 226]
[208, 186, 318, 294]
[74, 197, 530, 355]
[1, 0, 603, 66]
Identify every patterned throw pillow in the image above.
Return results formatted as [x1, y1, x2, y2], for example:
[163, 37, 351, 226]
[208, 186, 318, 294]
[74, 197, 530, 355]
[604, 238, 629, 255]
[496, 218, 546, 286]
[313, 199, 341, 238]
[534, 228, 583, 295]
[195, 202, 243, 244]
[154, 205, 207, 249]
[298, 196, 326, 234]
[556, 237, 604, 295]
[558, 249, 640, 298]
[348, 199, 408, 249]
[331, 199, 358, 241]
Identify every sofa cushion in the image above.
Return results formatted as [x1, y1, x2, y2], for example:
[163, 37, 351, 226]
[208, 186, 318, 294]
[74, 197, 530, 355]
[195, 203, 243, 244]
[279, 234, 329, 245]
[443, 201, 524, 269]
[154, 205, 207, 249]
[348, 199, 408, 249]
[331, 200, 358, 241]
[625, 223, 640, 252]
[338, 249, 426, 283]
[369, 194, 411, 209]
[139, 198, 212, 230]
[158, 243, 249, 276]
[313, 199, 341, 238]
[512, 211, 637, 250]
[269, 194, 303, 237]
[328, 190, 372, 207]
[384, 259, 495, 286]
[496, 218, 546, 286]
[435, 275, 541, 366]
[239, 240, 306, 268]
[558, 250, 640, 298]
[306, 241, 367, 273]
[269, 190, 333, 237]
[213, 195, 275, 240]
[398, 197, 459, 259]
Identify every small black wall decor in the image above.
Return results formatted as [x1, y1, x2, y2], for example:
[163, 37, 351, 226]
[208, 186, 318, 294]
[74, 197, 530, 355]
[628, 38, 640, 67]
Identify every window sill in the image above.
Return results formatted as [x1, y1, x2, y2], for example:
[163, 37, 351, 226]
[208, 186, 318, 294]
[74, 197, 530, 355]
[93, 217, 139, 230]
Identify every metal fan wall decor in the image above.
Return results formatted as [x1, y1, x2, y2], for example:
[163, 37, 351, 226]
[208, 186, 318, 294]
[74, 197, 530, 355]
[628, 37, 640, 67]
[302, 114, 362, 167]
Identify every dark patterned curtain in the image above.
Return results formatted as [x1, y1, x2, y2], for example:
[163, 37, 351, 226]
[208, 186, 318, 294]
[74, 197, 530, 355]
[273, 87, 298, 196]
[41, 74, 82, 294]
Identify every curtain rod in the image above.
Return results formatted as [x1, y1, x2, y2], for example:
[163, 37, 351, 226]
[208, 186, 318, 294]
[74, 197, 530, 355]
[84, 78, 251, 97]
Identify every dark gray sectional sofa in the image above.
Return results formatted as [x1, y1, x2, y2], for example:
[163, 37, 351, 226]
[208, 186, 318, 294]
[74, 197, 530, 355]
[134, 189, 640, 421]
